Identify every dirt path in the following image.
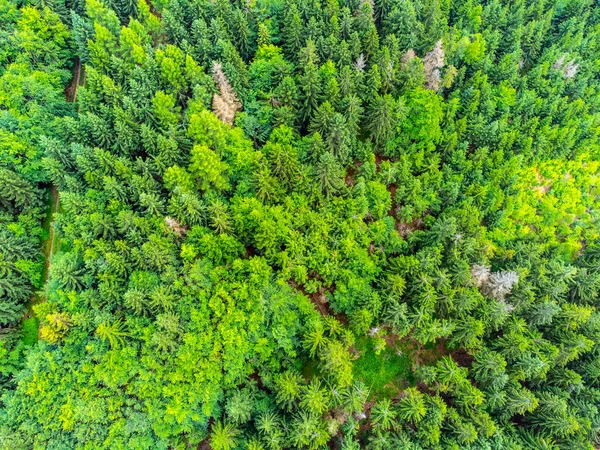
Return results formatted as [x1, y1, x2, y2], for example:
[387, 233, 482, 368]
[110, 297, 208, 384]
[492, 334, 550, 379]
[41, 59, 82, 286]
[65, 57, 82, 102]
[22, 60, 83, 330]
[44, 185, 60, 283]
[21, 185, 60, 326]
[43, 59, 83, 281]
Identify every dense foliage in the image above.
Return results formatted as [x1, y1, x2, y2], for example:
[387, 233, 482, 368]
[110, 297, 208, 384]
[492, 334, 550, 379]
[1, 0, 600, 448]
[0, 0, 72, 389]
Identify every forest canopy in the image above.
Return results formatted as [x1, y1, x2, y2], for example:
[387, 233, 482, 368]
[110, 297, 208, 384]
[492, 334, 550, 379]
[1, 0, 600, 449]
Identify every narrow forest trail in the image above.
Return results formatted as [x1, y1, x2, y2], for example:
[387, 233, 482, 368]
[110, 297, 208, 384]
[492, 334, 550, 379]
[44, 185, 60, 283]
[22, 59, 84, 332]
[42, 58, 84, 275]
[42, 58, 83, 288]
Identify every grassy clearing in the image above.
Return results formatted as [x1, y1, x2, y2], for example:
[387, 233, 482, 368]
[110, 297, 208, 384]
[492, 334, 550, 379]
[45, 186, 60, 275]
[20, 186, 59, 341]
[41, 186, 59, 280]
[301, 336, 413, 397]
[353, 336, 412, 397]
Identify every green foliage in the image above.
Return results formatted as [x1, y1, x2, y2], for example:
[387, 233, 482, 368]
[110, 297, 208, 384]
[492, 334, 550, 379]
[210, 422, 239, 450]
[20, 317, 38, 346]
[189, 144, 230, 191]
[2, 0, 600, 448]
[0, 0, 72, 402]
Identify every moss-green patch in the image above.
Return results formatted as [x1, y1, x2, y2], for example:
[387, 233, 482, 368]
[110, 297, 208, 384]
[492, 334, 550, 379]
[40, 186, 55, 235]
[423, 340, 437, 351]
[301, 358, 321, 380]
[21, 317, 39, 346]
[353, 336, 412, 396]
[40, 186, 60, 283]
